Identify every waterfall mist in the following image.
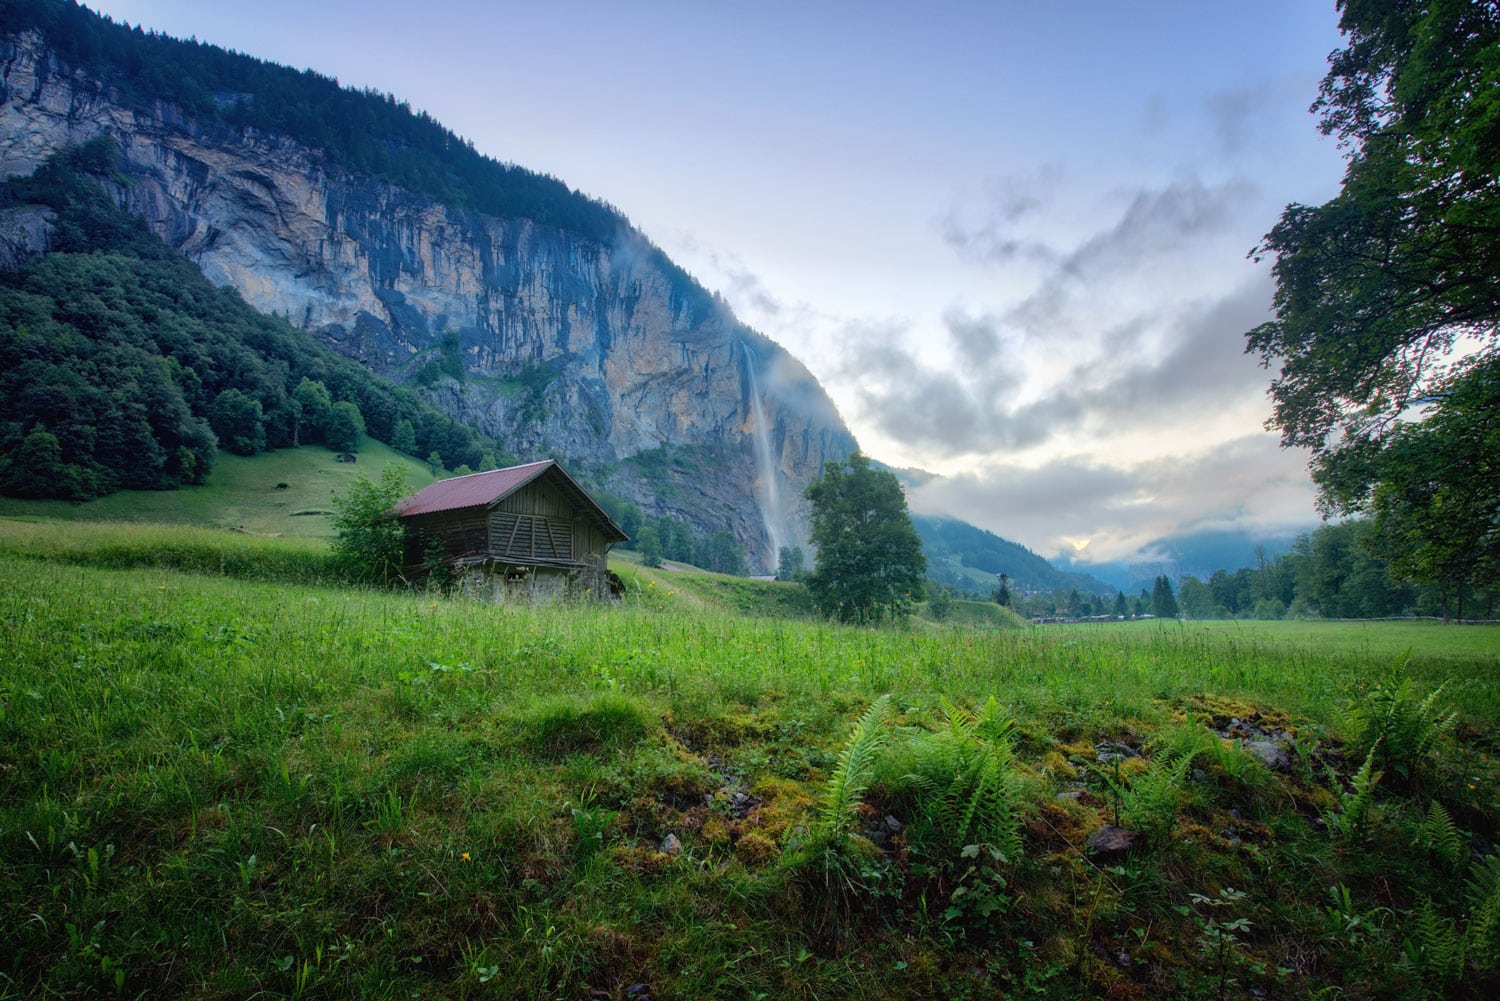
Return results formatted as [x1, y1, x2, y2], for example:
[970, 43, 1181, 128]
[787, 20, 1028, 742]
[743, 342, 785, 567]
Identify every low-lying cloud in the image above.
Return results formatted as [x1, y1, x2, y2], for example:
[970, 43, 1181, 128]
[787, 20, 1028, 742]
[908, 434, 1317, 563]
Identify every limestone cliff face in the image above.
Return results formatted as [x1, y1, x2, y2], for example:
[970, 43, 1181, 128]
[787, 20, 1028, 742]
[0, 30, 855, 570]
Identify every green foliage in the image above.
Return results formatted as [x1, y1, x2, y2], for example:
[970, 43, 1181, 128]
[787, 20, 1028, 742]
[1188, 887, 1254, 1001]
[0, 427, 82, 499]
[897, 697, 1024, 862]
[1401, 898, 1466, 986]
[1151, 575, 1179, 619]
[1247, 1, 1500, 596]
[291, 377, 332, 446]
[694, 529, 748, 576]
[1328, 744, 1383, 842]
[1366, 358, 1500, 608]
[1417, 800, 1464, 867]
[805, 453, 926, 624]
[324, 400, 365, 452]
[776, 544, 805, 582]
[635, 524, 663, 568]
[207, 388, 266, 456]
[0, 145, 486, 499]
[0, 532, 1498, 998]
[817, 695, 894, 837]
[925, 584, 954, 622]
[390, 418, 417, 455]
[329, 465, 409, 585]
[1104, 741, 1195, 844]
[1348, 674, 1456, 788]
[519, 693, 659, 759]
[1466, 855, 1500, 968]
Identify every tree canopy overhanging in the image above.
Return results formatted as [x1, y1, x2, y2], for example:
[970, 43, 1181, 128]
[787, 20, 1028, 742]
[1247, 0, 1500, 595]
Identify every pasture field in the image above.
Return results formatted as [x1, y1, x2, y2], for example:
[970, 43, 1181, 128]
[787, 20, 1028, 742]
[1, 525, 1498, 999]
[0, 443, 436, 539]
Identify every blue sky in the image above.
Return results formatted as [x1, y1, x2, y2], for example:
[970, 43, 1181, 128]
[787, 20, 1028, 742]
[89, 1, 1351, 562]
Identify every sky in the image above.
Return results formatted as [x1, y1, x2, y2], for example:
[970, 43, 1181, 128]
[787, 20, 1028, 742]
[87, 0, 1352, 565]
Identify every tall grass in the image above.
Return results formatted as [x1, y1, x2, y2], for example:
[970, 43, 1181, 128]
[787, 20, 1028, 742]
[1, 530, 1497, 999]
[0, 518, 346, 584]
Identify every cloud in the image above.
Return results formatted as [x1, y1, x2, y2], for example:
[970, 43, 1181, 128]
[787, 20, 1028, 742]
[908, 433, 1317, 563]
[1061, 178, 1252, 278]
[837, 273, 1275, 460]
[938, 167, 1063, 266]
[1204, 88, 1264, 156]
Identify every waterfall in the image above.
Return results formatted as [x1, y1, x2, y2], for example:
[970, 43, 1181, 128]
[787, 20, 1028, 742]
[743, 342, 784, 567]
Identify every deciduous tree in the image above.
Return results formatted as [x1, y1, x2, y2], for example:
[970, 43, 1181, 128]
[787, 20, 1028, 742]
[804, 453, 926, 624]
[1247, 1, 1500, 595]
[330, 464, 409, 585]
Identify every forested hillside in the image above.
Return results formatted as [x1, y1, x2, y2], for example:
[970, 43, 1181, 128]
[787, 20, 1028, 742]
[0, 0, 636, 248]
[914, 514, 1112, 596]
[0, 141, 494, 498]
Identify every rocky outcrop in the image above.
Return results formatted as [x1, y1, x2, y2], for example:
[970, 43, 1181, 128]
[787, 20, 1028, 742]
[0, 30, 856, 571]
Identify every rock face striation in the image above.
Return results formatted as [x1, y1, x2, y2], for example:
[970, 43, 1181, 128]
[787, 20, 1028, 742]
[0, 29, 856, 570]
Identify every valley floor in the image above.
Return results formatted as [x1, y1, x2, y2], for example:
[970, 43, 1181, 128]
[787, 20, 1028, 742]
[1, 526, 1498, 999]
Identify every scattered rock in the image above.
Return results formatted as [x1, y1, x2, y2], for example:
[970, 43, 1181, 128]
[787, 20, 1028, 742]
[659, 834, 682, 857]
[884, 814, 904, 834]
[1054, 791, 1083, 803]
[1244, 740, 1291, 771]
[1095, 741, 1140, 764]
[1085, 825, 1142, 860]
[727, 791, 762, 819]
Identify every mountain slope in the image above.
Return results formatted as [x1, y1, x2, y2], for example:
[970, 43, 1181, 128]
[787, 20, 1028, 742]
[914, 514, 1114, 596]
[0, 1, 855, 572]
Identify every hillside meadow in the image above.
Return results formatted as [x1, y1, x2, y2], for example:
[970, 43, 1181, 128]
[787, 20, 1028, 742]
[1, 520, 1498, 1000]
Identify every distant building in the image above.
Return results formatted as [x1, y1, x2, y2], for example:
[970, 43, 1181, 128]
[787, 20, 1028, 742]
[394, 460, 628, 602]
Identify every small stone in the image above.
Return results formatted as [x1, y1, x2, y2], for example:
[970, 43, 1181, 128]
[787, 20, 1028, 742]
[659, 833, 682, 857]
[1244, 740, 1291, 771]
[1085, 825, 1142, 860]
[884, 814, 904, 833]
[1054, 791, 1083, 802]
[1095, 741, 1140, 764]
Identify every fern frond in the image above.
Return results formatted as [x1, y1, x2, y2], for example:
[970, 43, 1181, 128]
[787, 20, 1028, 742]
[1331, 744, 1383, 841]
[974, 695, 1016, 745]
[1416, 800, 1463, 865]
[1405, 898, 1464, 983]
[1465, 854, 1500, 968]
[818, 695, 893, 835]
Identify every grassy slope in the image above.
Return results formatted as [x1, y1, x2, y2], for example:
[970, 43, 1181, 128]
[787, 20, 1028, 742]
[0, 441, 437, 538]
[1, 523, 1498, 999]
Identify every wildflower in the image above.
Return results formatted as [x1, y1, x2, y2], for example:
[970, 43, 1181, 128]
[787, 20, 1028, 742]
[460, 852, 471, 862]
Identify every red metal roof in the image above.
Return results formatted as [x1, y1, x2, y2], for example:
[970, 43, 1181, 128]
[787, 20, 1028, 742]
[394, 460, 555, 518]
[392, 460, 628, 542]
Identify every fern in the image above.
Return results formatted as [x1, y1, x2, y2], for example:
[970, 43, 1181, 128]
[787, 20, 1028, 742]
[1349, 673, 1456, 786]
[1465, 854, 1500, 969]
[1401, 899, 1464, 984]
[818, 695, 893, 836]
[1121, 749, 1195, 843]
[1329, 744, 1382, 841]
[902, 698, 1024, 861]
[1416, 799, 1464, 865]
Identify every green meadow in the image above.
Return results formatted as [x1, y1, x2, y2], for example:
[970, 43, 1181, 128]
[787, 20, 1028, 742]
[1, 517, 1498, 1000]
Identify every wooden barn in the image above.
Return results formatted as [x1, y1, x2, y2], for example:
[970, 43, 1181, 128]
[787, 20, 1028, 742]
[393, 460, 628, 602]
